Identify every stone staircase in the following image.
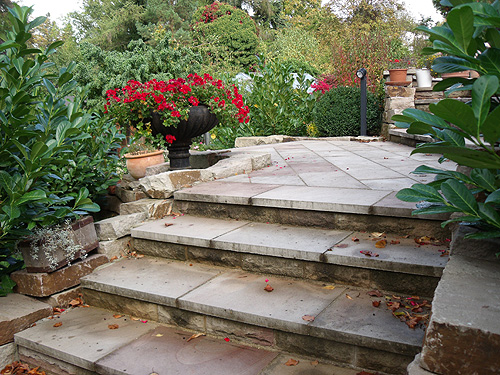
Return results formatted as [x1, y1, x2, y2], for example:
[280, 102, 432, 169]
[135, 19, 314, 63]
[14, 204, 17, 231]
[14, 173, 451, 374]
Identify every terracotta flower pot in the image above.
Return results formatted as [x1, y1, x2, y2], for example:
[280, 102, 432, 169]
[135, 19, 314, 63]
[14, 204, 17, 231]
[124, 149, 165, 179]
[388, 69, 409, 82]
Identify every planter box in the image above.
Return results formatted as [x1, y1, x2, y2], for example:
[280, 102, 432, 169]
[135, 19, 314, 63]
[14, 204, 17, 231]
[19, 216, 99, 273]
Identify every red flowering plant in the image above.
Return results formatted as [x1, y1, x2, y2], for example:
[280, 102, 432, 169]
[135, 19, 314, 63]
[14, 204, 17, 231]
[389, 58, 413, 69]
[105, 73, 250, 152]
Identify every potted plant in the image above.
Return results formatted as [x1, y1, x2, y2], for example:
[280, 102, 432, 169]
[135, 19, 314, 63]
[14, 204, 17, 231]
[387, 58, 412, 84]
[105, 74, 250, 170]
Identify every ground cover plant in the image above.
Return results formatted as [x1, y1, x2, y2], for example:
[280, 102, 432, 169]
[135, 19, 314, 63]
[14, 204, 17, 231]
[395, 0, 500, 240]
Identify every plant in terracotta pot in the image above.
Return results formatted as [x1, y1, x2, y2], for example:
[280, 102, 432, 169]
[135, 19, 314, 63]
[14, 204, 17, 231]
[105, 74, 250, 170]
[387, 58, 412, 84]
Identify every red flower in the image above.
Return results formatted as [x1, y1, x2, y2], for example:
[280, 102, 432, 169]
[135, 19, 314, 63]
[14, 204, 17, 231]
[165, 134, 176, 144]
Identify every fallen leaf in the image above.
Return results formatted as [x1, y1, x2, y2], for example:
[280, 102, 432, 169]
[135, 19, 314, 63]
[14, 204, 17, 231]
[155, 334, 163, 337]
[367, 290, 383, 297]
[375, 240, 387, 248]
[131, 317, 140, 321]
[53, 322, 62, 327]
[224, 337, 230, 342]
[110, 256, 118, 261]
[164, 223, 173, 227]
[113, 314, 123, 319]
[150, 373, 159, 375]
[346, 294, 353, 300]
[69, 298, 83, 307]
[387, 302, 401, 312]
[323, 285, 336, 290]
[108, 324, 119, 330]
[140, 320, 148, 323]
[390, 240, 400, 245]
[351, 237, 360, 242]
[264, 284, 274, 292]
[311, 360, 319, 366]
[406, 318, 419, 329]
[360, 250, 379, 257]
[285, 358, 299, 366]
[371, 232, 385, 238]
[392, 295, 401, 300]
[187, 333, 206, 342]
[333, 243, 348, 248]
[372, 301, 381, 307]
[53, 307, 65, 313]
[302, 315, 315, 322]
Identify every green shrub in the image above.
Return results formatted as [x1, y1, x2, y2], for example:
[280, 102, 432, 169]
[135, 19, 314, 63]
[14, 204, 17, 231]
[313, 86, 382, 137]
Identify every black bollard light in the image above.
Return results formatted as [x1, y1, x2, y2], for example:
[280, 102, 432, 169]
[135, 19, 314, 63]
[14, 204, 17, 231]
[356, 68, 367, 136]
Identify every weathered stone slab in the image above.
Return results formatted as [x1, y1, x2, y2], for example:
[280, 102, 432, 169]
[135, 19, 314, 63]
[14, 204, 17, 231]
[385, 97, 415, 111]
[0, 343, 18, 368]
[11, 254, 108, 297]
[95, 212, 148, 241]
[145, 162, 169, 176]
[96, 325, 277, 375]
[0, 294, 52, 345]
[178, 269, 345, 336]
[420, 255, 500, 374]
[208, 155, 253, 179]
[14, 307, 157, 372]
[97, 236, 132, 259]
[235, 135, 286, 148]
[38, 286, 82, 308]
[81, 257, 221, 307]
[114, 186, 147, 203]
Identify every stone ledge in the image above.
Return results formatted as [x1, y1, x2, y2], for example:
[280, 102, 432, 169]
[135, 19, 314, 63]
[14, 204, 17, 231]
[234, 135, 383, 148]
[11, 254, 108, 297]
[0, 342, 18, 369]
[95, 212, 148, 241]
[0, 294, 52, 345]
[389, 128, 434, 147]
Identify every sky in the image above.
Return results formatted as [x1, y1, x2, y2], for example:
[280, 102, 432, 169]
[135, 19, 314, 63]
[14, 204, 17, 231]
[20, 0, 443, 25]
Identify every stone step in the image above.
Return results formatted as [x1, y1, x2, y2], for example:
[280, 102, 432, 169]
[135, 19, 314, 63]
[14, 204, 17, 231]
[131, 215, 447, 296]
[14, 306, 361, 375]
[77, 257, 431, 374]
[172, 181, 449, 239]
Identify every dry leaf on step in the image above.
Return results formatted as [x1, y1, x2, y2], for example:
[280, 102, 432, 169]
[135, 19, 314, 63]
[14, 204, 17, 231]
[187, 333, 206, 342]
[285, 358, 299, 366]
[302, 315, 315, 322]
[108, 324, 119, 330]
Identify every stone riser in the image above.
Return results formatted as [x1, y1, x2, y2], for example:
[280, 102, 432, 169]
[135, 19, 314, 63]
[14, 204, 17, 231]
[133, 239, 440, 297]
[173, 200, 449, 239]
[82, 288, 414, 375]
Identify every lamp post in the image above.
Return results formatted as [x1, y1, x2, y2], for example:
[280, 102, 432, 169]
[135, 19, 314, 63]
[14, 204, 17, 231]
[356, 68, 367, 136]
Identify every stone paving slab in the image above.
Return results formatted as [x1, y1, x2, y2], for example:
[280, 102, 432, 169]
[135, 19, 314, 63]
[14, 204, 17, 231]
[96, 325, 277, 375]
[251, 185, 393, 215]
[178, 269, 346, 336]
[132, 215, 248, 248]
[213, 222, 350, 261]
[81, 258, 221, 307]
[0, 293, 52, 345]
[310, 287, 424, 354]
[14, 307, 157, 372]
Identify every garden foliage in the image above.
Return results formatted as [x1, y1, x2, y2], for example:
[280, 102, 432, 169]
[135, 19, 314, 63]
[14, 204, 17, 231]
[0, 5, 123, 295]
[395, 0, 500, 239]
[313, 86, 383, 137]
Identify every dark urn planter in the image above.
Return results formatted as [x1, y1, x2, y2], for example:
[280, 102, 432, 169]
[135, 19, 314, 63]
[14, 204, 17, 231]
[150, 105, 219, 170]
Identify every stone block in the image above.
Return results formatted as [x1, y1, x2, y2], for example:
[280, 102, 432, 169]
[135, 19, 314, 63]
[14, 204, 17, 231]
[97, 236, 132, 258]
[356, 346, 411, 375]
[119, 199, 156, 215]
[0, 343, 18, 369]
[186, 246, 241, 268]
[157, 306, 206, 332]
[38, 286, 82, 308]
[450, 224, 500, 261]
[0, 294, 52, 345]
[420, 255, 500, 374]
[95, 212, 148, 241]
[208, 155, 253, 179]
[385, 86, 416, 98]
[114, 186, 147, 203]
[11, 254, 108, 297]
[250, 153, 271, 170]
[235, 135, 285, 148]
[139, 169, 212, 199]
[145, 162, 170, 176]
[132, 239, 186, 260]
[205, 316, 275, 347]
[148, 199, 174, 219]
[385, 97, 415, 111]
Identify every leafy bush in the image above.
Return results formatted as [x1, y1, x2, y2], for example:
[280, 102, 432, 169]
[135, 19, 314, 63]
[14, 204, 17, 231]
[0, 5, 123, 295]
[313, 86, 383, 137]
[394, 0, 500, 240]
[243, 59, 319, 136]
